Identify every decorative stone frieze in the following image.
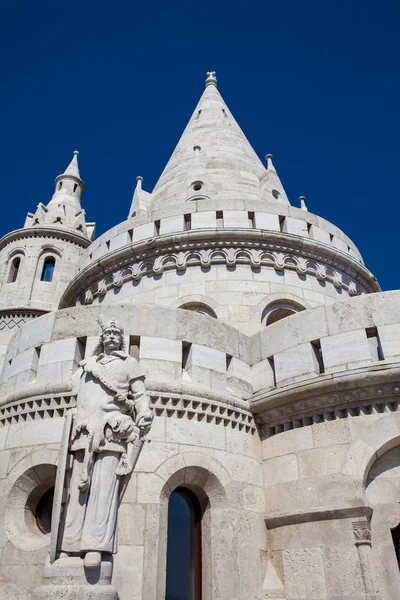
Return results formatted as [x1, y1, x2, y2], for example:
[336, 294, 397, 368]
[0, 311, 44, 330]
[0, 391, 255, 432]
[254, 370, 400, 436]
[60, 229, 378, 308]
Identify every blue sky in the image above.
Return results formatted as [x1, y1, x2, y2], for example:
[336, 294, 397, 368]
[0, 0, 399, 290]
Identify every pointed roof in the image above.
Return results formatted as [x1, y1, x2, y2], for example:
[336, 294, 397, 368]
[62, 150, 81, 179]
[151, 72, 266, 208]
[55, 150, 83, 184]
[259, 154, 289, 204]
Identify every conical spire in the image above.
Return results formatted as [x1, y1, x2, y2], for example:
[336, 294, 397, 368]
[53, 150, 84, 192]
[62, 150, 81, 179]
[128, 176, 153, 218]
[151, 72, 266, 208]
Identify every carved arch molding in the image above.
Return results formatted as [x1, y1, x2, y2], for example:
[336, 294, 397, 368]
[69, 240, 367, 306]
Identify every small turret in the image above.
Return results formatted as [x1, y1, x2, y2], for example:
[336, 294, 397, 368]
[0, 151, 95, 329]
[259, 154, 290, 204]
[25, 151, 93, 239]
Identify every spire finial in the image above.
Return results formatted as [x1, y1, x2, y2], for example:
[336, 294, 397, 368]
[265, 154, 274, 170]
[298, 196, 308, 211]
[205, 71, 217, 87]
[73, 150, 79, 156]
[136, 176, 143, 189]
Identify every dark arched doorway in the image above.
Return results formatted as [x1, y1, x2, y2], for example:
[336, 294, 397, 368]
[165, 487, 202, 600]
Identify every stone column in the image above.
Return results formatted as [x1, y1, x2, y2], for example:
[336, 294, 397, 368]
[352, 520, 380, 600]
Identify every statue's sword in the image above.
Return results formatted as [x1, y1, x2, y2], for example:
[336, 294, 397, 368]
[49, 409, 74, 564]
[118, 428, 149, 503]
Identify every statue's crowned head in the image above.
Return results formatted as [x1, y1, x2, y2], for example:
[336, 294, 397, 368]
[93, 315, 126, 354]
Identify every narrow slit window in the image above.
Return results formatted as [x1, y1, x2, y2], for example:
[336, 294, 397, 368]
[155, 220, 160, 236]
[216, 211, 224, 227]
[366, 327, 384, 361]
[129, 336, 141, 361]
[184, 214, 192, 231]
[311, 339, 325, 373]
[182, 342, 191, 373]
[268, 356, 276, 386]
[279, 215, 286, 232]
[8, 256, 21, 283]
[73, 183, 78, 192]
[248, 211, 255, 228]
[41, 257, 56, 282]
[76, 337, 87, 363]
[30, 346, 41, 383]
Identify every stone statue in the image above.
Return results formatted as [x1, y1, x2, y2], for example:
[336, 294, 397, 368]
[56, 317, 153, 569]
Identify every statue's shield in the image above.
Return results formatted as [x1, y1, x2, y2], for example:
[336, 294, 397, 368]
[49, 409, 74, 563]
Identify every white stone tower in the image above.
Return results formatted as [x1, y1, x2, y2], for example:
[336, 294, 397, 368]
[0, 152, 94, 364]
[0, 73, 399, 600]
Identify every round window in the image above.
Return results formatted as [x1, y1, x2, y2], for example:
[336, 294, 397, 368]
[35, 487, 55, 534]
[192, 181, 203, 192]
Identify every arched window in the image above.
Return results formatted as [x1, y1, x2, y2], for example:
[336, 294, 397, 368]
[179, 302, 217, 319]
[166, 487, 202, 600]
[8, 256, 21, 283]
[262, 299, 305, 326]
[41, 257, 56, 282]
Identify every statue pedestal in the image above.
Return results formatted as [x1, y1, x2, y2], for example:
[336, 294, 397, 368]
[32, 556, 118, 600]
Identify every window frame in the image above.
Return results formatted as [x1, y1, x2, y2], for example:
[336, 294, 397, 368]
[40, 256, 56, 282]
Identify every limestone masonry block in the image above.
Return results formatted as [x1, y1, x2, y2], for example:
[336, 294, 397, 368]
[191, 211, 216, 229]
[159, 215, 185, 235]
[185, 343, 226, 373]
[308, 224, 331, 244]
[282, 216, 308, 237]
[378, 323, 400, 360]
[139, 336, 182, 363]
[223, 210, 250, 228]
[254, 212, 280, 231]
[320, 329, 372, 371]
[36, 337, 82, 383]
[274, 342, 320, 384]
[133, 222, 156, 242]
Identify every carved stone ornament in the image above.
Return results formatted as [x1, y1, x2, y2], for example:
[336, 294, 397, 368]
[78, 243, 361, 306]
[352, 520, 372, 545]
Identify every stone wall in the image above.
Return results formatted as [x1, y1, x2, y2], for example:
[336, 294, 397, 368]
[0, 228, 89, 314]
[1, 294, 400, 598]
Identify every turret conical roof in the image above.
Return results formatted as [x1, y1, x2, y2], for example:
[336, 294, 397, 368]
[61, 150, 81, 180]
[151, 72, 266, 208]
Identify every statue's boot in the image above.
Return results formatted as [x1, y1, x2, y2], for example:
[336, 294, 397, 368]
[84, 551, 102, 569]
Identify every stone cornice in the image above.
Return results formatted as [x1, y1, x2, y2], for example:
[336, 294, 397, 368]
[0, 377, 250, 411]
[0, 226, 92, 252]
[0, 386, 254, 432]
[265, 504, 372, 529]
[0, 307, 47, 319]
[60, 228, 379, 307]
[253, 363, 400, 435]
